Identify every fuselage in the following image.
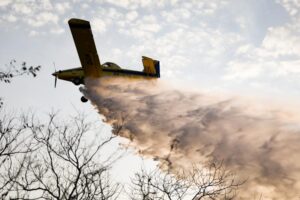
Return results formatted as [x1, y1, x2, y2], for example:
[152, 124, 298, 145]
[52, 62, 160, 85]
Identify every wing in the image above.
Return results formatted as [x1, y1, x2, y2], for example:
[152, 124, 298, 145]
[68, 18, 101, 78]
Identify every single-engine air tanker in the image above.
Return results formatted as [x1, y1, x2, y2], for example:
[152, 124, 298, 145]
[52, 18, 160, 102]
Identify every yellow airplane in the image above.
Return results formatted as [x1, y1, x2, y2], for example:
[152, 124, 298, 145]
[52, 18, 160, 102]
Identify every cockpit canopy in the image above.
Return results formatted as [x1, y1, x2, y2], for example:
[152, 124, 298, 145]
[102, 62, 121, 69]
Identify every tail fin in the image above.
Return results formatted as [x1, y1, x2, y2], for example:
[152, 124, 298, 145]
[154, 60, 160, 78]
[142, 56, 160, 78]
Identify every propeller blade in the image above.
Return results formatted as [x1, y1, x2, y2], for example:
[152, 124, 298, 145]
[53, 62, 56, 71]
[53, 62, 57, 88]
[54, 76, 57, 88]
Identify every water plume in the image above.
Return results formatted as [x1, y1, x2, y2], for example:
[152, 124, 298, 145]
[81, 77, 300, 199]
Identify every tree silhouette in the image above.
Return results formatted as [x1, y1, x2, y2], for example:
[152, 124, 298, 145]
[0, 112, 38, 199]
[131, 162, 243, 200]
[8, 113, 122, 200]
[0, 60, 41, 108]
[0, 60, 41, 83]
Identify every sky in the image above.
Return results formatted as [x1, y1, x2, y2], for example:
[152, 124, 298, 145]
[1, 0, 300, 105]
[1, 0, 300, 197]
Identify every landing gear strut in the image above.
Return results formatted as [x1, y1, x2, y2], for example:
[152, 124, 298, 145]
[81, 96, 88, 103]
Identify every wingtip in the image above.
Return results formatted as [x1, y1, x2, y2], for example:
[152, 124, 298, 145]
[68, 18, 91, 28]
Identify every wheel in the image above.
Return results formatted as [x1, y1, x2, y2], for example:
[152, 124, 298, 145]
[81, 96, 88, 103]
[73, 78, 81, 85]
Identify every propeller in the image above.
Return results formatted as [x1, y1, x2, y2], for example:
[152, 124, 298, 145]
[54, 74, 57, 88]
[53, 62, 58, 88]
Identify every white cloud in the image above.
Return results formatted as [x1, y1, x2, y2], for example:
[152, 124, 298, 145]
[193, 0, 228, 15]
[223, 5, 300, 82]
[12, 2, 32, 15]
[81, 3, 89, 9]
[140, 23, 161, 33]
[50, 27, 65, 34]
[0, 0, 229, 38]
[139, 0, 151, 7]
[224, 60, 265, 80]
[102, 0, 167, 9]
[55, 2, 70, 14]
[2, 14, 17, 22]
[161, 7, 191, 23]
[0, 0, 12, 7]
[119, 15, 161, 39]
[262, 26, 300, 57]
[1, 0, 299, 90]
[161, 11, 177, 23]
[122, 24, 242, 77]
[126, 11, 138, 21]
[27, 12, 59, 27]
[277, 0, 300, 17]
[39, 0, 53, 10]
[223, 26, 300, 81]
[275, 60, 300, 76]
[104, 0, 131, 9]
[0, 0, 60, 30]
[91, 18, 107, 33]
[29, 30, 39, 37]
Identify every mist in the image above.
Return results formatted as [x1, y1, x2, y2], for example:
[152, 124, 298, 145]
[81, 77, 300, 199]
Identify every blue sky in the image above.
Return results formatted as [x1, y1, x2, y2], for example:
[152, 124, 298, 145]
[1, 0, 300, 192]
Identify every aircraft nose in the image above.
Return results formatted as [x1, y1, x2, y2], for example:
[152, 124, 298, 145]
[52, 72, 58, 76]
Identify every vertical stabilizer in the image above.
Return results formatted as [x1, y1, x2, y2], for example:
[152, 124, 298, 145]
[142, 56, 160, 77]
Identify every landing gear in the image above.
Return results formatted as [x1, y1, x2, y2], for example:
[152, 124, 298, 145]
[81, 96, 88, 103]
[73, 78, 81, 86]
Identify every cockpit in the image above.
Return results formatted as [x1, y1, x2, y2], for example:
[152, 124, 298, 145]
[102, 62, 121, 69]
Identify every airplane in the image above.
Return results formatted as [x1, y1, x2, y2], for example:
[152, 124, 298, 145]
[52, 18, 160, 102]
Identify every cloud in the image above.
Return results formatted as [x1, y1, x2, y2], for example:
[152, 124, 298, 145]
[104, 0, 136, 9]
[224, 60, 264, 80]
[126, 11, 138, 21]
[27, 12, 59, 27]
[91, 18, 107, 33]
[2, 14, 17, 22]
[118, 15, 161, 39]
[29, 30, 39, 37]
[0, 0, 229, 40]
[50, 27, 65, 34]
[12, 2, 32, 15]
[262, 25, 300, 57]
[0, 0, 12, 7]
[121, 25, 242, 80]
[223, 22, 300, 82]
[55, 2, 70, 14]
[277, 0, 300, 17]
[1, 0, 299, 95]
[81, 3, 89, 9]
[0, 0, 65, 35]
[276, 59, 300, 76]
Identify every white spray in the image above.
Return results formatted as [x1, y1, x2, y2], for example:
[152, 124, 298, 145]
[81, 77, 300, 199]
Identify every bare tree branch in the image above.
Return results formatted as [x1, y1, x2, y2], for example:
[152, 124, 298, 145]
[9, 113, 122, 200]
[0, 111, 39, 198]
[130, 161, 244, 200]
[0, 60, 41, 84]
[0, 60, 41, 108]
